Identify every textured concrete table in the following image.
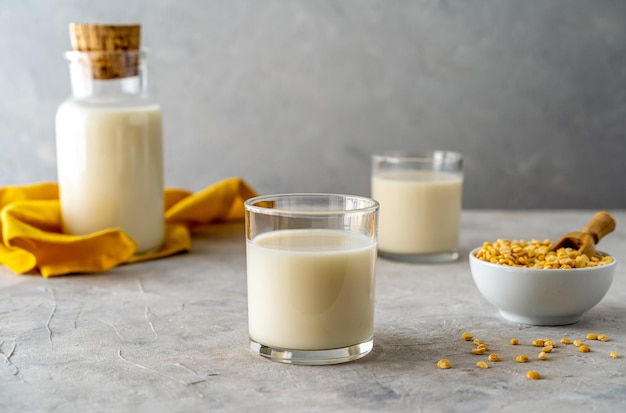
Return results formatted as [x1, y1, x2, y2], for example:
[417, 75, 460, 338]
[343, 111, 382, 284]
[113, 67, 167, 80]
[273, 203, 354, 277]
[1, 210, 625, 412]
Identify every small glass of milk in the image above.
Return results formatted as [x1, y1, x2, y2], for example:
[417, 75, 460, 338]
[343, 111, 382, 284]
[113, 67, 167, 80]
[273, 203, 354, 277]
[244, 193, 379, 365]
[371, 151, 463, 263]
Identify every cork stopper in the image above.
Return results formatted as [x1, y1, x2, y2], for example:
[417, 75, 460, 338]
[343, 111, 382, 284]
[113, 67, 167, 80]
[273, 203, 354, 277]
[69, 23, 141, 79]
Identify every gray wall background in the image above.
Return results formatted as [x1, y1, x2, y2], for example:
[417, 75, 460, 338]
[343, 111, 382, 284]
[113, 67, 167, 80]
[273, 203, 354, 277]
[1, 0, 624, 209]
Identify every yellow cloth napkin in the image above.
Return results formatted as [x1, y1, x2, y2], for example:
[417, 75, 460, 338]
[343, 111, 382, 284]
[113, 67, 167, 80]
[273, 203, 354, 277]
[0, 178, 257, 277]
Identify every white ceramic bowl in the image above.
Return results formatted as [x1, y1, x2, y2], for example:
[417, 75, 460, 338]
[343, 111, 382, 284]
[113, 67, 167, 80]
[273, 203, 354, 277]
[469, 248, 617, 325]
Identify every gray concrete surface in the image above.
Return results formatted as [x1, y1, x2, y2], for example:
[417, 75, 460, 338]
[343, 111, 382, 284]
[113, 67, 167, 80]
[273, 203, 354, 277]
[1, 210, 625, 412]
[1, 0, 625, 208]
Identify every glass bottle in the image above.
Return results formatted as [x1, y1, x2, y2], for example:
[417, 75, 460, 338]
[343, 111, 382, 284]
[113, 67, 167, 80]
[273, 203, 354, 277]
[55, 24, 164, 254]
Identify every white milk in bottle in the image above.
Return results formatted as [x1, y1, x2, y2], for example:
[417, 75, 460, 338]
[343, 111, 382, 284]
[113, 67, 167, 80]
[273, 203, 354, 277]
[55, 23, 164, 253]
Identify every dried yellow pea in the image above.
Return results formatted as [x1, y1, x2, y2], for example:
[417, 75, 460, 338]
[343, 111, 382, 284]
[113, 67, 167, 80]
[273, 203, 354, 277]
[487, 353, 501, 362]
[560, 337, 572, 345]
[527, 371, 541, 380]
[542, 345, 553, 353]
[610, 351, 618, 359]
[476, 361, 488, 369]
[437, 359, 452, 369]
[586, 333, 597, 340]
[472, 347, 486, 355]
[515, 355, 529, 363]
[473, 339, 483, 345]
[462, 332, 473, 341]
[532, 339, 545, 347]
[538, 352, 548, 360]
[597, 334, 610, 342]
[579, 345, 591, 353]
[510, 338, 519, 345]
[573, 339, 584, 347]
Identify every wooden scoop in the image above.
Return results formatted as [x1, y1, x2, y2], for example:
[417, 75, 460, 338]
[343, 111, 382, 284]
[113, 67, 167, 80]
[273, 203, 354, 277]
[549, 211, 616, 256]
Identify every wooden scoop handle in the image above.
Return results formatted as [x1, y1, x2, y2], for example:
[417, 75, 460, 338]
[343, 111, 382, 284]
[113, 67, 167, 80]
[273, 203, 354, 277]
[580, 211, 616, 244]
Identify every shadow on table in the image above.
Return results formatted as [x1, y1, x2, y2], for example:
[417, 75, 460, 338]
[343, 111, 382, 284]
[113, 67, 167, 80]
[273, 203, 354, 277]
[357, 329, 449, 366]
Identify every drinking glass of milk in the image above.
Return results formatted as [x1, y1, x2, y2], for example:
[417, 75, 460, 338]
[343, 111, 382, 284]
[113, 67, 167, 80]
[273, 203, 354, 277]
[244, 193, 379, 365]
[371, 151, 463, 263]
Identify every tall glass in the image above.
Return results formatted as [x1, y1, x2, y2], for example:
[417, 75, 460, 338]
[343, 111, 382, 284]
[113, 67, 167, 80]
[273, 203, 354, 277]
[372, 151, 463, 263]
[245, 193, 379, 365]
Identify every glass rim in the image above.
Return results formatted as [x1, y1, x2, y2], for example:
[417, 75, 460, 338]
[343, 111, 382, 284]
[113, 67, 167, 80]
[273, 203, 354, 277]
[244, 193, 379, 216]
[373, 150, 462, 163]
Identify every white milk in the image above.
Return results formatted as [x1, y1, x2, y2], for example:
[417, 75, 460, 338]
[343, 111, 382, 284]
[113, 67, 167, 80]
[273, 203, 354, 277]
[55, 101, 165, 253]
[372, 170, 462, 255]
[246, 229, 377, 350]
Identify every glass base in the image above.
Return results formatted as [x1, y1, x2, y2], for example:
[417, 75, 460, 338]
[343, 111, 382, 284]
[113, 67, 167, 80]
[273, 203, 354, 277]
[378, 249, 459, 263]
[249, 338, 373, 365]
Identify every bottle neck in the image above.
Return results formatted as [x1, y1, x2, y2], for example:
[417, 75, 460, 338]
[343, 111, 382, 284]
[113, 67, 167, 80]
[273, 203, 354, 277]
[65, 50, 149, 101]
